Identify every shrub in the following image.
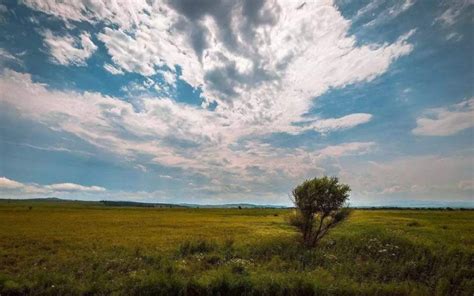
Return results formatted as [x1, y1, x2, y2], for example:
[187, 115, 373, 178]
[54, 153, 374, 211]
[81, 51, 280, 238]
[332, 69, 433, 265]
[291, 176, 351, 248]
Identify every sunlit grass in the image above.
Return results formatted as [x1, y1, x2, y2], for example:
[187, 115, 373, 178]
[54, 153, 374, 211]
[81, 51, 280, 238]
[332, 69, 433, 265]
[0, 200, 472, 295]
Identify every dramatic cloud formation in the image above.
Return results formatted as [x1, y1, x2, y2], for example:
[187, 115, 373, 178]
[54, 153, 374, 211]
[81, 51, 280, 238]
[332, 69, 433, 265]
[24, 0, 414, 134]
[0, 0, 472, 205]
[413, 98, 474, 136]
[0, 69, 375, 184]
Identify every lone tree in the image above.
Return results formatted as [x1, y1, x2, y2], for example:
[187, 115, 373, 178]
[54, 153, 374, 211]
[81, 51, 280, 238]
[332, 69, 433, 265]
[290, 176, 351, 248]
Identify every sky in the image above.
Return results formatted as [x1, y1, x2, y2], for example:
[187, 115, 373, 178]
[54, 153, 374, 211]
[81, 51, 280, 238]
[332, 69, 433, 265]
[0, 0, 473, 207]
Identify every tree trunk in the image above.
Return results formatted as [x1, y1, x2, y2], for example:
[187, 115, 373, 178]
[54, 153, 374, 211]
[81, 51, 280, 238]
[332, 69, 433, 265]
[310, 214, 327, 247]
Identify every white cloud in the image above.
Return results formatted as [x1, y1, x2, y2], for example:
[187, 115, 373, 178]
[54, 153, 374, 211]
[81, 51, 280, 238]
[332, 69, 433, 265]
[434, 0, 473, 27]
[413, 98, 474, 136]
[100, 1, 412, 140]
[0, 69, 380, 200]
[436, 9, 458, 27]
[0, 69, 375, 163]
[433, 0, 473, 41]
[354, 0, 415, 28]
[446, 32, 462, 42]
[22, 0, 149, 29]
[9, 0, 419, 202]
[0, 48, 17, 61]
[0, 4, 7, 22]
[134, 164, 147, 172]
[160, 70, 176, 86]
[381, 185, 403, 194]
[458, 180, 474, 191]
[297, 113, 373, 134]
[341, 153, 474, 201]
[0, 177, 106, 195]
[24, 0, 413, 138]
[45, 183, 106, 192]
[0, 177, 24, 189]
[42, 30, 97, 66]
[317, 142, 375, 158]
[104, 63, 124, 75]
[6, 142, 92, 156]
[0, 48, 22, 66]
[0, 69, 379, 199]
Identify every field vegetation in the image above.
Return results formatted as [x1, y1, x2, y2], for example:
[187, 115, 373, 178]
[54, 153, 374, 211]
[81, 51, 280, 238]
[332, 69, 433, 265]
[0, 200, 473, 295]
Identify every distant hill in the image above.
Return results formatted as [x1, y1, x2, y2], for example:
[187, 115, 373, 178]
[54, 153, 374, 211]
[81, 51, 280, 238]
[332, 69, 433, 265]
[180, 203, 289, 209]
[0, 198, 288, 209]
[1, 197, 471, 209]
[101, 201, 288, 209]
[2, 197, 92, 203]
[100, 200, 188, 208]
[17, 197, 66, 202]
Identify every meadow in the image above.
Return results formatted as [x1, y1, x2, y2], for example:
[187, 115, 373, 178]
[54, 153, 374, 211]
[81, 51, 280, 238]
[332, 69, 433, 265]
[0, 200, 473, 295]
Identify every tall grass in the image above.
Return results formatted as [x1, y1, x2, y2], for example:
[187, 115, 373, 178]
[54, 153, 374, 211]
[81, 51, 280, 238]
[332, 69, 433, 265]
[0, 201, 472, 295]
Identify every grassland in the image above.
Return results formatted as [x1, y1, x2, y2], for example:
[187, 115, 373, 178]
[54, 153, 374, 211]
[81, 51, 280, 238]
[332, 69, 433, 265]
[0, 200, 473, 295]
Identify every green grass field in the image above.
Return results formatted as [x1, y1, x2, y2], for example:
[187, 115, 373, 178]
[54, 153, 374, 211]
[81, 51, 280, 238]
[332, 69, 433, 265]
[0, 200, 473, 295]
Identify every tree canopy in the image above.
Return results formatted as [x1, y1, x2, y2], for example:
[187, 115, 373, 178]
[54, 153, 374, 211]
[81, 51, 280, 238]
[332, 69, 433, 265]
[291, 176, 351, 248]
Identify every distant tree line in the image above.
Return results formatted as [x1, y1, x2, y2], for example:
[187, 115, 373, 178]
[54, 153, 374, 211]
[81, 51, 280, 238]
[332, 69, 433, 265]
[100, 201, 185, 208]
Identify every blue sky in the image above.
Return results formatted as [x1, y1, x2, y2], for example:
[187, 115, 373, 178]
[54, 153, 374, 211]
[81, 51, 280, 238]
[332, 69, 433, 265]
[0, 0, 473, 206]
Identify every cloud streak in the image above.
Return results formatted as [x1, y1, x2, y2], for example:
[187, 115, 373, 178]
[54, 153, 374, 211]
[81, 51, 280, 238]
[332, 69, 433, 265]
[0, 69, 375, 181]
[413, 98, 474, 136]
[0, 177, 106, 195]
